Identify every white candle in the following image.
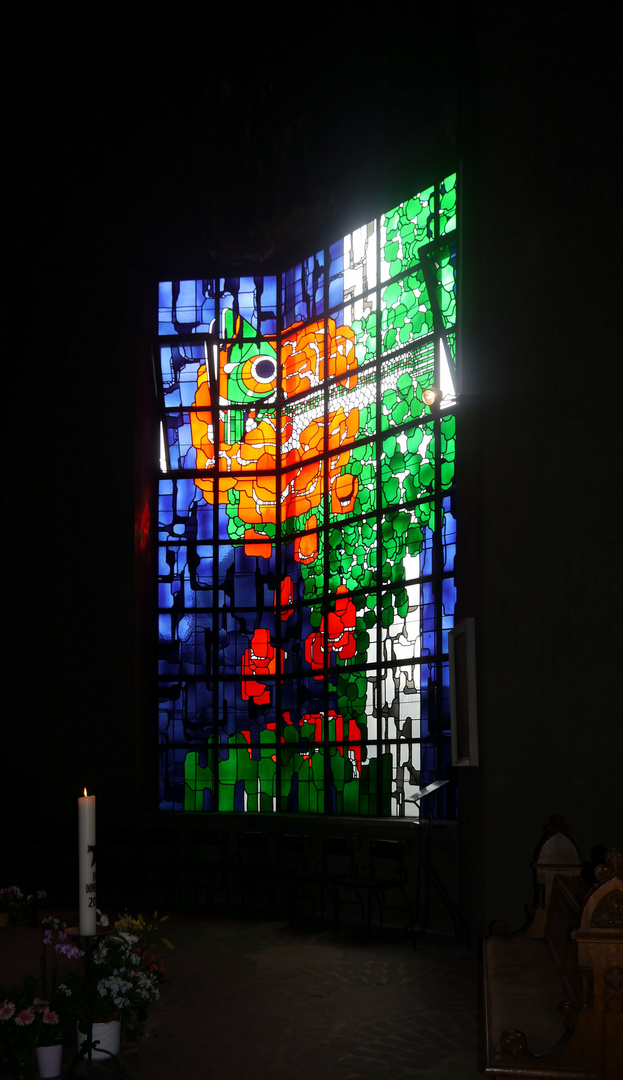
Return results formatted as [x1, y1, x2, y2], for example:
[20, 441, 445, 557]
[78, 789, 97, 936]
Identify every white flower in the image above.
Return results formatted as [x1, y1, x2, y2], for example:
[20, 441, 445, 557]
[117, 931, 139, 945]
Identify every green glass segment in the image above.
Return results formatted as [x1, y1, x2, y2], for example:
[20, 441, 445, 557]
[440, 415, 456, 490]
[439, 173, 457, 235]
[327, 519, 377, 591]
[381, 269, 433, 353]
[431, 243, 457, 330]
[220, 311, 278, 404]
[352, 302, 377, 364]
[380, 185, 436, 280]
[380, 342, 435, 432]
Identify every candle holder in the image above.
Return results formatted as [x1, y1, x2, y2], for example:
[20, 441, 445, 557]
[64, 927, 124, 1077]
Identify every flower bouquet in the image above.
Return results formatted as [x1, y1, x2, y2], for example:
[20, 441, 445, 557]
[0, 977, 40, 1077]
[0, 887, 47, 928]
[109, 912, 172, 1042]
[44, 911, 172, 1045]
[0, 887, 25, 927]
[0, 976, 71, 1078]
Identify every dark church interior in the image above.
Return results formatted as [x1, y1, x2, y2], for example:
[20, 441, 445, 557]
[3, 3, 621, 1078]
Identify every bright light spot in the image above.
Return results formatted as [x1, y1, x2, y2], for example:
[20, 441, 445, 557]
[440, 339, 456, 409]
[160, 423, 168, 473]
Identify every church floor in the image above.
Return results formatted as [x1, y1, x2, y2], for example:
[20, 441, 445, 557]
[79, 916, 480, 1080]
[2, 915, 482, 1079]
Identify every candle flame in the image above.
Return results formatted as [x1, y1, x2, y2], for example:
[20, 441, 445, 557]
[84, 788, 88, 797]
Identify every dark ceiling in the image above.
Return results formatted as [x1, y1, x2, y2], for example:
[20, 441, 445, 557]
[9, 6, 471, 279]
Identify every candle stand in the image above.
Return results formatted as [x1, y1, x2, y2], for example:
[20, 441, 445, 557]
[64, 927, 124, 1077]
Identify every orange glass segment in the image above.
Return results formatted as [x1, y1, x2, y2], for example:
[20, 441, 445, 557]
[281, 318, 358, 398]
[244, 530, 272, 559]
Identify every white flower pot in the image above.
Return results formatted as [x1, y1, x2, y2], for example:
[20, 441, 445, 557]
[36, 1043, 63, 1078]
[76, 1019, 121, 1059]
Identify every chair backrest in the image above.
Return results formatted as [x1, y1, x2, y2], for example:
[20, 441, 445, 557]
[238, 830, 272, 868]
[322, 836, 358, 878]
[188, 828, 228, 864]
[369, 839, 408, 883]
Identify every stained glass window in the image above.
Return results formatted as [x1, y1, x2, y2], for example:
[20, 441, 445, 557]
[157, 172, 458, 817]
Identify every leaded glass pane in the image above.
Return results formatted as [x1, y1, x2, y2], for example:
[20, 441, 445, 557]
[158, 172, 458, 816]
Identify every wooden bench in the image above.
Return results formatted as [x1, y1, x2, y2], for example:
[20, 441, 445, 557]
[482, 822, 623, 1079]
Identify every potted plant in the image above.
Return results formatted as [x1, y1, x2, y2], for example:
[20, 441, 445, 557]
[0, 976, 42, 1079]
[110, 912, 172, 1043]
[0, 887, 25, 927]
[44, 911, 171, 1056]
[33, 983, 72, 1078]
[0, 887, 47, 928]
[1, 974, 75, 1079]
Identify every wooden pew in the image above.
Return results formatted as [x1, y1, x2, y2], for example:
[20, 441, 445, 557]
[482, 826, 623, 1079]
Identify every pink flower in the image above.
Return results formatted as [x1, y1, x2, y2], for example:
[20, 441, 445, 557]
[0, 1001, 16, 1020]
[42, 1009, 60, 1025]
[15, 1008, 35, 1026]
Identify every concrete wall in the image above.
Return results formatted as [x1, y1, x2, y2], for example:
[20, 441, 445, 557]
[457, 2, 622, 937]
